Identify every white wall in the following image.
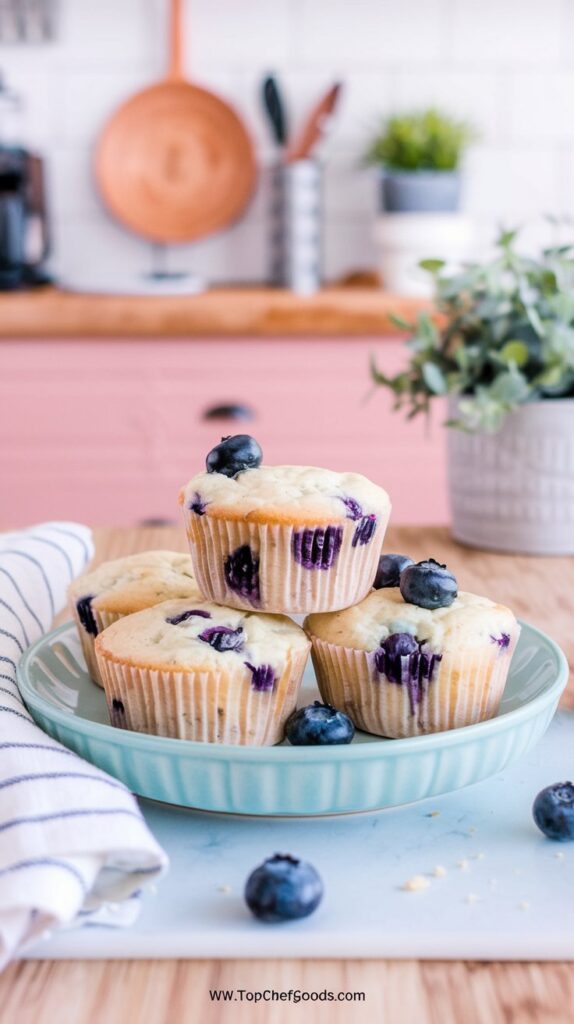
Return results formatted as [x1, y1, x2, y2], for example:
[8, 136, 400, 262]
[3, 0, 574, 284]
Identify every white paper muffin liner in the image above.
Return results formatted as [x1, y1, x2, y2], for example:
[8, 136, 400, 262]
[309, 629, 520, 738]
[182, 508, 390, 614]
[95, 645, 310, 746]
[71, 606, 124, 689]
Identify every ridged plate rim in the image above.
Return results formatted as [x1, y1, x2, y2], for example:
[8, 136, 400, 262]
[17, 618, 569, 762]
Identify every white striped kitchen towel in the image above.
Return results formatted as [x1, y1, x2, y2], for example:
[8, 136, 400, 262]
[0, 522, 168, 968]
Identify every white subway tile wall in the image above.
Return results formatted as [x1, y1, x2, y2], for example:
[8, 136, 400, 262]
[2, 0, 574, 283]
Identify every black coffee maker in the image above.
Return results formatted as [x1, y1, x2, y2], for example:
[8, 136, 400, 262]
[0, 145, 49, 289]
[0, 74, 49, 290]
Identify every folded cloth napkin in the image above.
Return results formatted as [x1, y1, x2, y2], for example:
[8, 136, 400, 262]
[0, 522, 168, 967]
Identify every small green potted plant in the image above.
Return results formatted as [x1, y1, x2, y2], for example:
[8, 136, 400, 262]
[365, 108, 476, 213]
[371, 229, 574, 554]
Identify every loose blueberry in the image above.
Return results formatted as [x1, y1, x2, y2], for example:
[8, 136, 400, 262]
[246, 662, 276, 691]
[244, 853, 323, 923]
[533, 782, 574, 841]
[224, 545, 260, 605]
[199, 625, 244, 653]
[206, 434, 263, 479]
[285, 701, 355, 746]
[373, 553, 415, 589]
[292, 525, 343, 570]
[76, 595, 98, 637]
[166, 609, 212, 625]
[399, 558, 457, 610]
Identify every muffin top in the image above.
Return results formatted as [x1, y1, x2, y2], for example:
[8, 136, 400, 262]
[305, 588, 518, 654]
[69, 550, 202, 616]
[180, 465, 391, 526]
[95, 598, 311, 675]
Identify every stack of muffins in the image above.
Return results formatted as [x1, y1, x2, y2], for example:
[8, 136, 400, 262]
[69, 435, 519, 746]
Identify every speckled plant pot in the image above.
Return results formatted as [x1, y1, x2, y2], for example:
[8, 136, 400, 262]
[447, 398, 574, 555]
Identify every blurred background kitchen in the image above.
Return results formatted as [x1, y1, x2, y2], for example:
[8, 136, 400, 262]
[1, 0, 574, 538]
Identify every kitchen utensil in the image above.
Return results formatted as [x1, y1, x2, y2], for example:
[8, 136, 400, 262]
[94, 0, 256, 244]
[270, 159, 322, 294]
[262, 74, 288, 146]
[18, 619, 567, 818]
[22, 711, 574, 960]
[285, 82, 342, 163]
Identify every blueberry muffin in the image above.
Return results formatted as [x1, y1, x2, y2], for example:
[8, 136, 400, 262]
[305, 557, 520, 738]
[179, 435, 391, 614]
[95, 598, 311, 745]
[68, 550, 202, 687]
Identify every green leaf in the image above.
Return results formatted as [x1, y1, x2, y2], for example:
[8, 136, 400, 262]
[497, 227, 519, 250]
[388, 312, 415, 332]
[499, 340, 529, 367]
[490, 369, 531, 405]
[416, 309, 440, 346]
[419, 258, 446, 274]
[422, 362, 447, 394]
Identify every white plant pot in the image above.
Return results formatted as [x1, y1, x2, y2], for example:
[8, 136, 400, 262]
[373, 213, 474, 297]
[447, 399, 574, 555]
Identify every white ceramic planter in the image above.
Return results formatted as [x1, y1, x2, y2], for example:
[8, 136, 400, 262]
[447, 399, 574, 555]
[373, 213, 474, 297]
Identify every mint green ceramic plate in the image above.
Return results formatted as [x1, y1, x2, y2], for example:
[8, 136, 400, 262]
[17, 620, 568, 817]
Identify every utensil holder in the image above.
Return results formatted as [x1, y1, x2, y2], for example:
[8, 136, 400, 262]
[270, 159, 322, 295]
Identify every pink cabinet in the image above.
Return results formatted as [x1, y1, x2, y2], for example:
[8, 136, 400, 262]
[0, 337, 448, 526]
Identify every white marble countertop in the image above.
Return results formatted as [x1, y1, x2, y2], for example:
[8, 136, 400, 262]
[25, 711, 574, 961]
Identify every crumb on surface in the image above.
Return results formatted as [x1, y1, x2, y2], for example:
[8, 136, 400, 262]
[457, 859, 470, 871]
[468, 826, 477, 834]
[402, 875, 430, 893]
[555, 852, 565, 861]
[433, 865, 447, 878]
[426, 811, 441, 818]
[465, 893, 480, 904]
[216, 884, 232, 894]
[518, 900, 530, 912]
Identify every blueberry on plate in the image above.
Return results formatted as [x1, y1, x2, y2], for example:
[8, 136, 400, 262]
[285, 701, 355, 745]
[532, 782, 574, 841]
[206, 435, 263, 478]
[373, 553, 414, 589]
[244, 853, 323, 922]
[399, 558, 457, 610]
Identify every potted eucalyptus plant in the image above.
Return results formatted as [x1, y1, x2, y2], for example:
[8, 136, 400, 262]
[372, 230, 574, 554]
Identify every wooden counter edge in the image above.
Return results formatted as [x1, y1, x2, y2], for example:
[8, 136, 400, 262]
[0, 286, 433, 338]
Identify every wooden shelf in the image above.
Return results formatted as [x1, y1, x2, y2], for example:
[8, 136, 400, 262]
[0, 285, 431, 338]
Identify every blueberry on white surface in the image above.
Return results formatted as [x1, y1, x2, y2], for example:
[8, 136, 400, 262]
[533, 782, 574, 841]
[244, 854, 323, 922]
[399, 558, 457, 610]
[206, 435, 262, 478]
[285, 701, 355, 745]
[373, 553, 415, 589]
